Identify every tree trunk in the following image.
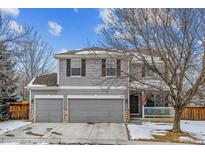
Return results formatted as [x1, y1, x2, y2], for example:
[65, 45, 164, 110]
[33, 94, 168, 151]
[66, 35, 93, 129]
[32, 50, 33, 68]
[172, 108, 183, 132]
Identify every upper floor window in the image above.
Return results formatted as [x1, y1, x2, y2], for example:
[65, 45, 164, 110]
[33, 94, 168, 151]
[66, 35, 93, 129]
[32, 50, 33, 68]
[71, 58, 81, 76]
[106, 59, 116, 76]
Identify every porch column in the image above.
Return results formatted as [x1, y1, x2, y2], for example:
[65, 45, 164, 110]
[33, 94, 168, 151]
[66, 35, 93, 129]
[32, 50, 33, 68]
[142, 91, 145, 119]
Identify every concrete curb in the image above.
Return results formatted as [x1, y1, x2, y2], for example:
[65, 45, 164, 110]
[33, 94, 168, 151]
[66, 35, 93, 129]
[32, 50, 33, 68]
[0, 137, 182, 145]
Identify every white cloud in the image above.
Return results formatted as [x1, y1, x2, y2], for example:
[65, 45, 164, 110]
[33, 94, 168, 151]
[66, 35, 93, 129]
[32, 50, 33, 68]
[94, 9, 114, 34]
[56, 48, 67, 54]
[94, 24, 105, 34]
[8, 21, 24, 33]
[0, 8, 19, 17]
[73, 8, 78, 13]
[48, 21, 62, 36]
[99, 9, 113, 23]
[197, 40, 203, 45]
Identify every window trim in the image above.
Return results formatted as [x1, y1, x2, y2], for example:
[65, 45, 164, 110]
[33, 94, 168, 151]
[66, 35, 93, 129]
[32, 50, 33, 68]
[106, 59, 117, 77]
[70, 58, 81, 77]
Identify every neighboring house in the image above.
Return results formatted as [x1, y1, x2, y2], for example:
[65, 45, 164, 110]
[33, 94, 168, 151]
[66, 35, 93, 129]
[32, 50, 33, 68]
[27, 47, 173, 123]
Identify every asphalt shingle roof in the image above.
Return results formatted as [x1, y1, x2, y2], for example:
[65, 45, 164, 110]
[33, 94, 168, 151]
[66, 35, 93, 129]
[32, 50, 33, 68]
[33, 73, 57, 86]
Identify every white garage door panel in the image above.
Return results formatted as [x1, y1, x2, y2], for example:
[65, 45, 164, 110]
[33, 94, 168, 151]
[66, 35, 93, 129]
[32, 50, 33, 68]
[69, 99, 124, 123]
[36, 99, 63, 123]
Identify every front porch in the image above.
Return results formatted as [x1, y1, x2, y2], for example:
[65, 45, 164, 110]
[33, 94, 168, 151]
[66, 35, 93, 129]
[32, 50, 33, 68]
[129, 90, 175, 119]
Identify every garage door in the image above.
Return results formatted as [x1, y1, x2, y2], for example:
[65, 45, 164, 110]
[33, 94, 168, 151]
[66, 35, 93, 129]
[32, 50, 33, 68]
[36, 99, 63, 123]
[69, 99, 124, 123]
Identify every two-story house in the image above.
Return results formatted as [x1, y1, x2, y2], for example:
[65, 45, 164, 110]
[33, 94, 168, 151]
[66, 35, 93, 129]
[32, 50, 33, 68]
[27, 47, 173, 123]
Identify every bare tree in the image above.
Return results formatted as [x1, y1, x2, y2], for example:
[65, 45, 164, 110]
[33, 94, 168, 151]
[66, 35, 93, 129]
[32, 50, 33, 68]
[0, 11, 55, 99]
[0, 12, 32, 119]
[16, 31, 55, 98]
[98, 8, 205, 132]
[0, 12, 32, 57]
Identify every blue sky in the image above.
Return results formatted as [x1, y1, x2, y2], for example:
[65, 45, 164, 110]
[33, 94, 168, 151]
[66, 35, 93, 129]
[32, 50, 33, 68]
[2, 8, 104, 53]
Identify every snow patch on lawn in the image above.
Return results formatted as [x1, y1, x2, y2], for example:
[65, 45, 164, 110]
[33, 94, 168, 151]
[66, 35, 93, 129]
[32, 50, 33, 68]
[0, 120, 31, 135]
[127, 122, 172, 140]
[128, 120, 205, 144]
[181, 120, 205, 143]
[179, 136, 195, 142]
[128, 123, 153, 139]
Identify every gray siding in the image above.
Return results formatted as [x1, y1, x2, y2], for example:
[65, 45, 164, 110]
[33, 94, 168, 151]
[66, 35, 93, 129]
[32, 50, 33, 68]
[31, 88, 127, 98]
[59, 59, 128, 87]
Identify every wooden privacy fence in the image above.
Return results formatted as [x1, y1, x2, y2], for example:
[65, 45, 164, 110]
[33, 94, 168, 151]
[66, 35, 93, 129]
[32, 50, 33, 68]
[9, 101, 29, 120]
[181, 107, 205, 120]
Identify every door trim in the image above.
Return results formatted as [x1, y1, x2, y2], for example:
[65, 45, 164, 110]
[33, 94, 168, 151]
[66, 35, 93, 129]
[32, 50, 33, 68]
[34, 95, 64, 122]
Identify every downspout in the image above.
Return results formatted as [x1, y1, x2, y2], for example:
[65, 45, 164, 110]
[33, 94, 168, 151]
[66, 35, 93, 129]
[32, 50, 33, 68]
[142, 90, 145, 119]
[29, 88, 32, 121]
[57, 59, 59, 85]
[127, 59, 130, 110]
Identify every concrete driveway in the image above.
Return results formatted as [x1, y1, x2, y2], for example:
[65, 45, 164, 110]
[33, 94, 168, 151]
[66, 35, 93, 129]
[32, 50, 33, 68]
[0, 123, 128, 144]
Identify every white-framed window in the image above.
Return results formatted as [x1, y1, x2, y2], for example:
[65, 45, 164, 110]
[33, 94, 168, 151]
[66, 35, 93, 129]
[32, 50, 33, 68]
[106, 59, 116, 76]
[71, 58, 81, 76]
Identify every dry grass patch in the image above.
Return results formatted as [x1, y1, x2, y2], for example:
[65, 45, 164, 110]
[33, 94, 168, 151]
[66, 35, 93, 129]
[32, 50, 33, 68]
[152, 131, 200, 144]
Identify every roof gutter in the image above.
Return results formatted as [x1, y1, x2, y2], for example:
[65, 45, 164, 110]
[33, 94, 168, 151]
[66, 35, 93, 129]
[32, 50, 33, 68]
[53, 54, 128, 59]
[27, 86, 127, 90]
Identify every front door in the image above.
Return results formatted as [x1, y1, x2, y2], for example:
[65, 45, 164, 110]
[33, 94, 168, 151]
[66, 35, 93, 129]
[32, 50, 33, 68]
[130, 95, 139, 114]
